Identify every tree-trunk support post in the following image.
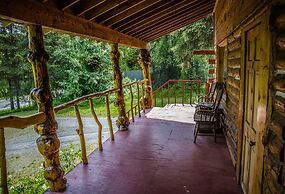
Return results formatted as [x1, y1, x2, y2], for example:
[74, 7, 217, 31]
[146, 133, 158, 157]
[110, 43, 129, 131]
[27, 25, 66, 192]
[0, 128, 8, 194]
[139, 49, 152, 109]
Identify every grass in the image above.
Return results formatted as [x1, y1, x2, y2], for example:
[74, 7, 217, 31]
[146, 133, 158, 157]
[153, 84, 206, 107]
[0, 105, 37, 117]
[8, 143, 90, 194]
[55, 92, 139, 117]
[0, 86, 204, 118]
[0, 91, 140, 118]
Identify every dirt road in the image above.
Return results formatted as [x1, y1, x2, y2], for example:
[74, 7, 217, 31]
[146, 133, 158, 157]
[5, 117, 117, 173]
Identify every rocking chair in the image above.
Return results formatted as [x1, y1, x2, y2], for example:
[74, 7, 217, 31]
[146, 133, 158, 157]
[197, 82, 216, 103]
[193, 83, 224, 143]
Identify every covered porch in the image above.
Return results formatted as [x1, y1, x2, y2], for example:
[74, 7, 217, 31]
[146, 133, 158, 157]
[0, 0, 285, 194]
[47, 105, 241, 194]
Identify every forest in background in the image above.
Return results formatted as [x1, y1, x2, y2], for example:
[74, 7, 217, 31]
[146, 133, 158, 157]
[0, 17, 213, 111]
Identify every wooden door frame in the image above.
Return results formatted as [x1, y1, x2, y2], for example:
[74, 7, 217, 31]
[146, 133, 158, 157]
[237, 8, 271, 189]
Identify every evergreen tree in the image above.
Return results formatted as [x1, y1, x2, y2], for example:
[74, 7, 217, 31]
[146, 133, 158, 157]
[0, 23, 32, 109]
[45, 32, 113, 101]
[0, 17, 214, 109]
[150, 17, 214, 88]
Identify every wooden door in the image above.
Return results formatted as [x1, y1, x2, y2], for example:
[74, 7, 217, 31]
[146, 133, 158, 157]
[241, 13, 270, 194]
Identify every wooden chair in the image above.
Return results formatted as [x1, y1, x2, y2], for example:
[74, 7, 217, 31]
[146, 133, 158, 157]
[195, 82, 223, 110]
[193, 83, 224, 143]
[197, 82, 216, 103]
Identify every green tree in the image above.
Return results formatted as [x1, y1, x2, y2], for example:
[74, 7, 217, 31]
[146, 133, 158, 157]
[120, 47, 140, 71]
[0, 23, 32, 109]
[0, 17, 214, 109]
[150, 35, 180, 88]
[44, 32, 113, 102]
[150, 17, 214, 88]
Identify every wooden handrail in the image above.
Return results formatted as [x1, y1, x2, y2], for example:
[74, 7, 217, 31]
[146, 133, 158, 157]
[123, 80, 144, 88]
[0, 81, 144, 129]
[0, 80, 146, 193]
[0, 113, 46, 129]
[153, 80, 203, 94]
[54, 90, 116, 113]
[152, 80, 208, 107]
[54, 81, 144, 113]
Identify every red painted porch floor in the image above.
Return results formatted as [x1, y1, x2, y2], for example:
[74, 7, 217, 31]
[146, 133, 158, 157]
[47, 105, 242, 194]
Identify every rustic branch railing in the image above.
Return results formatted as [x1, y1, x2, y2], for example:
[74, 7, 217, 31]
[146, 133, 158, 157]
[0, 80, 145, 194]
[153, 80, 210, 107]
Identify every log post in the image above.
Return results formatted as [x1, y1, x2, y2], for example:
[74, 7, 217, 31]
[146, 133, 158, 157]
[110, 43, 129, 130]
[27, 25, 66, 192]
[0, 128, 8, 194]
[139, 49, 153, 108]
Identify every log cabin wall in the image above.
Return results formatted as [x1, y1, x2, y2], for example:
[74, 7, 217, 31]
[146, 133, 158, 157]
[215, 0, 268, 173]
[221, 29, 242, 169]
[215, 0, 268, 44]
[263, 2, 285, 194]
[215, 0, 285, 189]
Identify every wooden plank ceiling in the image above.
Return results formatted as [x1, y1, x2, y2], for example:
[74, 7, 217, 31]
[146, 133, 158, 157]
[0, 0, 215, 48]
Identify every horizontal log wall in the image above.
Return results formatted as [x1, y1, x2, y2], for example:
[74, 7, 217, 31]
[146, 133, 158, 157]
[263, 2, 285, 194]
[221, 29, 242, 167]
[215, 0, 268, 44]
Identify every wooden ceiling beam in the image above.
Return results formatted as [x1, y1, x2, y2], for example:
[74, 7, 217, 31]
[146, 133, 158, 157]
[124, 0, 204, 35]
[0, 0, 148, 49]
[113, 0, 176, 30]
[142, 11, 212, 41]
[144, 14, 208, 41]
[144, 18, 202, 41]
[134, 3, 214, 38]
[85, 0, 129, 21]
[59, 0, 80, 11]
[123, 0, 202, 34]
[102, 0, 161, 27]
[141, 11, 212, 41]
[73, 0, 103, 16]
[96, 0, 147, 24]
[132, 1, 214, 37]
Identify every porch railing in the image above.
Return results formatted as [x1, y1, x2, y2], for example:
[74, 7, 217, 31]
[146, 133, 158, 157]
[153, 80, 210, 107]
[0, 80, 145, 193]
